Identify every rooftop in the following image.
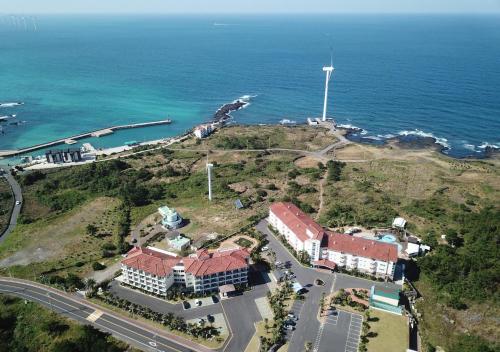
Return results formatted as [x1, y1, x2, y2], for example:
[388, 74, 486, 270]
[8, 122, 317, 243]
[122, 246, 250, 278]
[324, 232, 399, 263]
[270, 202, 325, 242]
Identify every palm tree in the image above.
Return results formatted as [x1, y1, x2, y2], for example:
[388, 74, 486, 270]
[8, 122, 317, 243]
[84, 278, 96, 294]
[264, 318, 269, 333]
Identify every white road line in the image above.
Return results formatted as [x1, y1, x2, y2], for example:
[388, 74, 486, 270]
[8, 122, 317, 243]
[0, 288, 182, 352]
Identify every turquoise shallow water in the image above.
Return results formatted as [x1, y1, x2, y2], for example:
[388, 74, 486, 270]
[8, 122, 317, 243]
[1, 15, 499, 158]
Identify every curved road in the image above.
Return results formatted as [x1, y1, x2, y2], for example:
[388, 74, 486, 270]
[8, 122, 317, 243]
[0, 169, 22, 243]
[0, 278, 208, 352]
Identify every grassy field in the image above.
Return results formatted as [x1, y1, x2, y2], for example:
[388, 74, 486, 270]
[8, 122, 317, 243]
[365, 309, 408, 352]
[0, 177, 13, 234]
[0, 197, 124, 280]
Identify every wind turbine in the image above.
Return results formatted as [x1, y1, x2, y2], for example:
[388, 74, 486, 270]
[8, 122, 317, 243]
[206, 155, 213, 201]
[322, 50, 335, 122]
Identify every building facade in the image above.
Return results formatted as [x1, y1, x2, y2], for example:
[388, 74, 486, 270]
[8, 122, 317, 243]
[121, 246, 250, 295]
[45, 148, 82, 163]
[269, 202, 398, 279]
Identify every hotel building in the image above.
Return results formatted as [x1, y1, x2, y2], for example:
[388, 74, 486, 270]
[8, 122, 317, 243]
[269, 202, 398, 279]
[121, 246, 250, 295]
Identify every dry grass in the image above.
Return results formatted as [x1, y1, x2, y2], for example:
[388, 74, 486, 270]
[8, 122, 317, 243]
[0, 197, 122, 278]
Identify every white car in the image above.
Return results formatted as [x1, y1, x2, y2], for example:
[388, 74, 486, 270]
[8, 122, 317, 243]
[15, 200, 21, 206]
[261, 246, 269, 252]
[195, 299, 202, 306]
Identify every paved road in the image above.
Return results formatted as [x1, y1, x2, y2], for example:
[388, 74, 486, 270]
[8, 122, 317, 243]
[256, 219, 400, 352]
[0, 169, 22, 243]
[0, 278, 210, 352]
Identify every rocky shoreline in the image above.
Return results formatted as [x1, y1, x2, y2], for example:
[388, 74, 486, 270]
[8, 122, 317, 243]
[212, 99, 248, 124]
[339, 126, 497, 159]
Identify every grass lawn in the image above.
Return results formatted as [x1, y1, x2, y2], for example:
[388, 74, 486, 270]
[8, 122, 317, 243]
[245, 320, 274, 352]
[366, 309, 408, 352]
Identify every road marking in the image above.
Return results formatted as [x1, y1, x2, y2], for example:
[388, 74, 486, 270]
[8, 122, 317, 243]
[86, 309, 103, 322]
[0, 287, 182, 352]
[344, 312, 362, 352]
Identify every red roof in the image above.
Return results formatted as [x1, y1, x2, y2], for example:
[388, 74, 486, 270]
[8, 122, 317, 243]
[323, 232, 399, 263]
[313, 259, 337, 270]
[122, 247, 250, 278]
[121, 247, 180, 277]
[270, 202, 324, 242]
[183, 248, 250, 277]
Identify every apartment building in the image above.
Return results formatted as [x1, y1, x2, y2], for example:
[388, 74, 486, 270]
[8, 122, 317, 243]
[269, 202, 398, 279]
[121, 246, 250, 295]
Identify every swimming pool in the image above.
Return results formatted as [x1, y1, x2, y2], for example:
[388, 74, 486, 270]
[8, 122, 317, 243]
[377, 233, 402, 252]
[378, 233, 397, 243]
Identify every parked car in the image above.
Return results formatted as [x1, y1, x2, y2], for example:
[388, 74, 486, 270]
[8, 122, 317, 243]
[284, 325, 295, 331]
[261, 246, 269, 252]
[195, 299, 202, 306]
[287, 313, 298, 320]
[15, 200, 21, 205]
[275, 261, 282, 266]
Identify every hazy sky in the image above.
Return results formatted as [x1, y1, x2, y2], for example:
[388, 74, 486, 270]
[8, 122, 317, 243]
[1, 0, 499, 14]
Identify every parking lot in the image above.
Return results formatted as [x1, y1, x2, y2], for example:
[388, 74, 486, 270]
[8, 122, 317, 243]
[316, 310, 363, 352]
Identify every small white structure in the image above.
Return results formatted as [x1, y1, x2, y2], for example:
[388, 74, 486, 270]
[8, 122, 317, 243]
[168, 235, 191, 251]
[159, 206, 183, 229]
[392, 217, 407, 229]
[307, 117, 319, 126]
[194, 124, 213, 139]
[406, 242, 421, 257]
[322, 64, 334, 122]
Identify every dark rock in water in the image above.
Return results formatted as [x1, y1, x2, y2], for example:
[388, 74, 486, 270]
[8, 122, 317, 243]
[389, 135, 446, 152]
[484, 146, 500, 158]
[213, 100, 248, 124]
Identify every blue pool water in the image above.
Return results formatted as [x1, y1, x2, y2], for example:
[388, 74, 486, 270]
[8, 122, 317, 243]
[378, 234, 397, 243]
[1, 15, 499, 159]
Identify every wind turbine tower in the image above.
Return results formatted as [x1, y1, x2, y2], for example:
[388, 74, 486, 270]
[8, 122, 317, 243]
[207, 162, 214, 201]
[322, 61, 334, 122]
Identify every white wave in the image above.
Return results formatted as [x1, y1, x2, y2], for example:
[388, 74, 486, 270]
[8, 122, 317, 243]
[363, 135, 382, 141]
[478, 142, 500, 149]
[463, 143, 476, 151]
[232, 94, 257, 110]
[377, 133, 396, 139]
[336, 123, 365, 133]
[398, 129, 449, 148]
[0, 102, 23, 108]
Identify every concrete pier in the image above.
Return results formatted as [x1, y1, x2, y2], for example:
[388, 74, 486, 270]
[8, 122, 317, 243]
[0, 119, 172, 158]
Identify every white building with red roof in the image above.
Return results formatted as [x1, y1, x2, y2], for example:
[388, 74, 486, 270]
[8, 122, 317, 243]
[269, 202, 398, 279]
[121, 246, 250, 295]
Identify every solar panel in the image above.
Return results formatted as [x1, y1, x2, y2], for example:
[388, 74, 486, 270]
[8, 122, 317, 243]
[234, 199, 244, 209]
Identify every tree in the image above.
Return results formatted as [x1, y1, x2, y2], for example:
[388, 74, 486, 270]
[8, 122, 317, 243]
[84, 278, 96, 294]
[86, 224, 98, 236]
[305, 341, 313, 352]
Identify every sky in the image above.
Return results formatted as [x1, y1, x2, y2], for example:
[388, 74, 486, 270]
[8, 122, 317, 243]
[1, 0, 499, 14]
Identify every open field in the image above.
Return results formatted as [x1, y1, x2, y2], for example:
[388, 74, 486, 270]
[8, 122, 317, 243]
[0, 177, 13, 234]
[365, 309, 409, 352]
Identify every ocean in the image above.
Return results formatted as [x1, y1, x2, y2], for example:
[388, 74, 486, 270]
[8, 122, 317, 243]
[0, 14, 499, 159]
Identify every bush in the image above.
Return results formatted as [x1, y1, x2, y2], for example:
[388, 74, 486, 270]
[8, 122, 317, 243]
[92, 262, 106, 271]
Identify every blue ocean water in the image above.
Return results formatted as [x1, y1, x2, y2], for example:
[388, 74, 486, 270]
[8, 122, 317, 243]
[0, 15, 499, 158]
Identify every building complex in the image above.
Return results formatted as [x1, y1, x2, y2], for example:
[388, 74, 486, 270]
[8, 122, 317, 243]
[269, 202, 398, 279]
[121, 246, 250, 295]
